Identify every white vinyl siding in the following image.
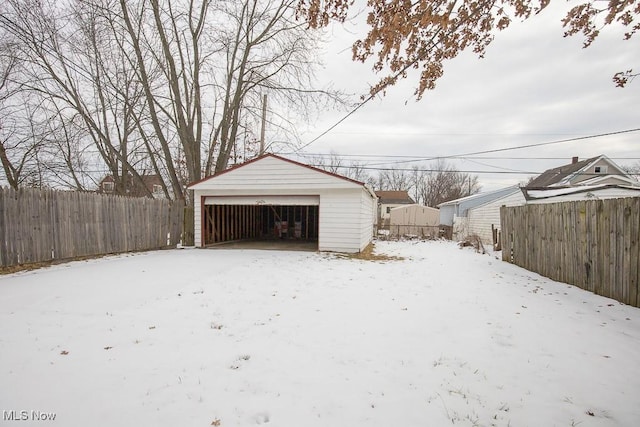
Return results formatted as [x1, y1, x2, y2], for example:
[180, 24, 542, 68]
[467, 191, 525, 246]
[319, 190, 363, 252]
[359, 191, 376, 251]
[191, 156, 360, 191]
[194, 195, 201, 246]
[439, 205, 455, 226]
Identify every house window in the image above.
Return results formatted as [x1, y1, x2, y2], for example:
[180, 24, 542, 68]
[386, 206, 391, 214]
[102, 182, 114, 192]
[152, 184, 163, 194]
[594, 166, 608, 174]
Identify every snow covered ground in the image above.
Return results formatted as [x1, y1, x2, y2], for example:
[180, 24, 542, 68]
[1, 240, 639, 427]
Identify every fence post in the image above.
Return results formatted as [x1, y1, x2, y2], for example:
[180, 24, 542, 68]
[183, 206, 195, 246]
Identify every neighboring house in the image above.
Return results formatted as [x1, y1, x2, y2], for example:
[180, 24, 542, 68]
[98, 174, 165, 198]
[526, 155, 639, 188]
[187, 153, 377, 253]
[375, 190, 415, 225]
[437, 185, 521, 227]
[439, 155, 639, 247]
[389, 204, 440, 238]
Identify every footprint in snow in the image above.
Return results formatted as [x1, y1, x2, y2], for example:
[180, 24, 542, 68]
[254, 412, 270, 424]
[229, 354, 251, 370]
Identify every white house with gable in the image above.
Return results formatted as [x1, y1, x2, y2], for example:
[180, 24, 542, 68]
[188, 154, 377, 253]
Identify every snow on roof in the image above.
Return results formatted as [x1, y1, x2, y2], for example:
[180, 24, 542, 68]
[523, 184, 640, 200]
[437, 185, 520, 207]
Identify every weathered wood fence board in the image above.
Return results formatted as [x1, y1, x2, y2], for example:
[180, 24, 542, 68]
[0, 187, 184, 268]
[183, 207, 195, 246]
[377, 225, 442, 240]
[501, 198, 640, 308]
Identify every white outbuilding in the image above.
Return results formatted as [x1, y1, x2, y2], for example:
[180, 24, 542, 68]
[188, 154, 377, 253]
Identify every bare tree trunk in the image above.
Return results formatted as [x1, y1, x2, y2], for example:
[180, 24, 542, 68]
[119, 0, 185, 201]
[0, 141, 19, 189]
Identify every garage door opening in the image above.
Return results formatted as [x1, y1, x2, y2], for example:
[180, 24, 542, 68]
[201, 204, 319, 248]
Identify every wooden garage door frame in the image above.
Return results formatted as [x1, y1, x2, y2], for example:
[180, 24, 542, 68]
[204, 195, 320, 206]
[200, 195, 320, 246]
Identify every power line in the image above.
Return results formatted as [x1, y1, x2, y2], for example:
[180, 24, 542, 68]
[308, 164, 639, 177]
[294, 93, 376, 152]
[294, 32, 446, 152]
[308, 165, 536, 174]
[377, 128, 640, 166]
[295, 127, 640, 167]
[295, 153, 640, 161]
[438, 128, 640, 159]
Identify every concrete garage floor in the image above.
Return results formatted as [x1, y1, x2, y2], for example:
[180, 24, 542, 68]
[205, 239, 318, 252]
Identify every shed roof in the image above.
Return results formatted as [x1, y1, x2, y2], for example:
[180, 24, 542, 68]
[437, 185, 520, 207]
[390, 203, 439, 212]
[375, 190, 415, 204]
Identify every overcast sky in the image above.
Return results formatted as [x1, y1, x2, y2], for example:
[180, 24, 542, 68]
[282, 2, 639, 191]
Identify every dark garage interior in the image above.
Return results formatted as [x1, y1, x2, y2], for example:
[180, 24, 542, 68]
[201, 204, 319, 247]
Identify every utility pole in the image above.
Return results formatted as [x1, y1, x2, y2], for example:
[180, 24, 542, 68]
[259, 94, 267, 155]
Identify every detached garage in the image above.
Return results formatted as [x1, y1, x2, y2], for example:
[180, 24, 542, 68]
[188, 154, 377, 253]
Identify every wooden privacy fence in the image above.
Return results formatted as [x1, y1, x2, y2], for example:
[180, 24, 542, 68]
[501, 198, 639, 308]
[0, 187, 184, 268]
[378, 225, 442, 240]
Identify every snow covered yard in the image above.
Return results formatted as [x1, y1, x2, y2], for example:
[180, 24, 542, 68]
[1, 241, 639, 427]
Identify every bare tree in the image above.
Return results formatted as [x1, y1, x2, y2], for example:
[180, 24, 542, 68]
[206, 0, 344, 175]
[308, 152, 371, 183]
[0, 36, 22, 189]
[378, 167, 413, 192]
[121, 0, 344, 199]
[74, 1, 151, 195]
[308, 150, 344, 174]
[0, 31, 45, 189]
[621, 161, 640, 180]
[1, 0, 344, 197]
[415, 160, 481, 207]
[38, 98, 98, 190]
[118, 0, 212, 200]
[2, 0, 153, 195]
[346, 160, 370, 183]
